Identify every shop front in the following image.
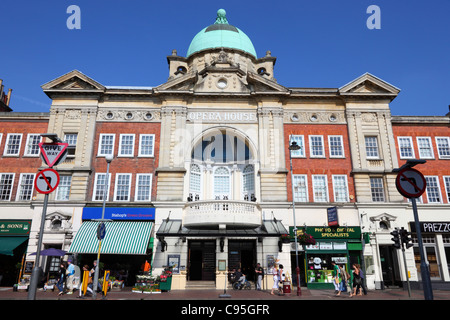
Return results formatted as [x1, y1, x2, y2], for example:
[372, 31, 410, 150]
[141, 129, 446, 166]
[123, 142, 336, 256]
[68, 207, 155, 287]
[290, 226, 362, 289]
[0, 220, 31, 286]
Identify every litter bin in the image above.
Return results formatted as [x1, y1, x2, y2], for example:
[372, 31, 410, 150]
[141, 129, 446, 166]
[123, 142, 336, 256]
[283, 281, 291, 294]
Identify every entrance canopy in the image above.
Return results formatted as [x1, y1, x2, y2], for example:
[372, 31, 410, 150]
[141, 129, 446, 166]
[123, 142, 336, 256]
[0, 237, 28, 256]
[69, 221, 153, 255]
[156, 219, 288, 237]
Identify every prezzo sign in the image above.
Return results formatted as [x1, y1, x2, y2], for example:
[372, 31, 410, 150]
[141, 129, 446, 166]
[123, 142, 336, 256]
[83, 207, 155, 221]
[410, 222, 450, 234]
[187, 111, 257, 123]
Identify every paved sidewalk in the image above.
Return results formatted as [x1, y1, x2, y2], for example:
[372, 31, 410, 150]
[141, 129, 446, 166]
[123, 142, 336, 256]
[1, 286, 449, 300]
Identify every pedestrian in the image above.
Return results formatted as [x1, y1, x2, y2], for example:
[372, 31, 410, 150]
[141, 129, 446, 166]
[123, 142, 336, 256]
[66, 259, 75, 294]
[357, 264, 368, 295]
[78, 265, 93, 298]
[331, 261, 340, 294]
[56, 262, 67, 296]
[351, 264, 362, 297]
[255, 263, 264, 291]
[278, 264, 285, 295]
[336, 264, 349, 296]
[89, 260, 102, 292]
[271, 265, 279, 295]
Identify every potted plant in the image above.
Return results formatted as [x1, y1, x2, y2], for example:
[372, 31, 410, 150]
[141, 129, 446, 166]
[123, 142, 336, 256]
[298, 232, 316, 245]
[280, 234, 291, 243]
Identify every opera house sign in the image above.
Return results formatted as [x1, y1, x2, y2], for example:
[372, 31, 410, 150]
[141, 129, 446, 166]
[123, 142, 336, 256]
[187, 110, 257, 123]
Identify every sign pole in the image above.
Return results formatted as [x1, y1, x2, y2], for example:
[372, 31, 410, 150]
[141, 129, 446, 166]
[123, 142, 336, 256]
[27, 193, 49, 300]
[411, 197, 433, 300]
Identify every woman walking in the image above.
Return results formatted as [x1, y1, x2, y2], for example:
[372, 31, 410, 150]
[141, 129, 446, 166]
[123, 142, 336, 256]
[350, 264, 363, 297]
[56, 262, 67, 296]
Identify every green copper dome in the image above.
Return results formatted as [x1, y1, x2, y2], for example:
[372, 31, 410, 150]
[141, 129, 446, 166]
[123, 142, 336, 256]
[187, 9, 257, 58]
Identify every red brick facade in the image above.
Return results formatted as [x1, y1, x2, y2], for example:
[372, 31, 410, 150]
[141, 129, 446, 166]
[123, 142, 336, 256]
[89, 121, 161, 202]
[284, 124, 355, 203]
[393, 123, 450, 204]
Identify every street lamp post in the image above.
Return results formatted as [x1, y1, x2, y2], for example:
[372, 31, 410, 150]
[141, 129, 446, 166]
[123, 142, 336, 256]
[92, 154, 113, 299]
[289, 140, 301, 296]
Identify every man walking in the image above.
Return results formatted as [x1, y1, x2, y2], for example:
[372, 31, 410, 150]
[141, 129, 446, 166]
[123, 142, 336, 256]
[66, 259, 75, 294]
[255, 263, 264, 290]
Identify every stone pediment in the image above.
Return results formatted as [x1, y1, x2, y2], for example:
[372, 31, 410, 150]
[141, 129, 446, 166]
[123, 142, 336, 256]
[339, 73, 400, 97]
[41, 70, 105, 93]
[153, 72, 197, 92]
[247, 72, 289, 94]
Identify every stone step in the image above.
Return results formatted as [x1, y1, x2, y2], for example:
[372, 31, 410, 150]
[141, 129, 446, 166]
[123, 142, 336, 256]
[185, 281, 216, 290]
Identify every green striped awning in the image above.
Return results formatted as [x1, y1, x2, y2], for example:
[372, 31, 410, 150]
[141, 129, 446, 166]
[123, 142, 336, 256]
[69, 221, 153, 255]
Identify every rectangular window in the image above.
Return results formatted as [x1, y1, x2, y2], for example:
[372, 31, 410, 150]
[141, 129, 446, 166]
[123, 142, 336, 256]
[0, 173, 15, 201]
[98, 134, 115, 156]
[370, 177, 385, 202]
[328, 136, 344, 158]
[16, 173, 35, 201]
[293, 174, 308, 202]
[436, 137, 450, 159]
[309, 135, 325, 157]
[119, 134, 135, 157]
[135, 174, 152, 201]
[92, 173, 111, 201]
[398, 137, 415, 159]
[64, 133, 78, 157]
[289, 135, 305, 157]
[365, 136, 379, 159]
[425, 176, 441, 203]
[443, 176, 450, 203]
[312, 175, 328, 202]
[332, 175, 349, 202]
[138, 134, 155, 157]
[4, 134, 22, 156]
[55, 175, 72, 201]
[417, 137, 434, 159]
[114, 173, 131, 201]
[24, 134, 41, 156]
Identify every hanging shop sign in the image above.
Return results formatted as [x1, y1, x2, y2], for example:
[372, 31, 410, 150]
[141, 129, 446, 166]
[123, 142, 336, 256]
[327, 207, 339, 227]
[83, 207, 155, 221]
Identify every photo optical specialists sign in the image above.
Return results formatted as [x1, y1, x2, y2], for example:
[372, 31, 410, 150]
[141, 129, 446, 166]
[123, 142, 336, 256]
[187, 111, 257, 123]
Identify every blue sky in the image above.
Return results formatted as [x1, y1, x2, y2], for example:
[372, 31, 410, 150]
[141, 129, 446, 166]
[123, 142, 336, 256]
[1, 0, 449, 116]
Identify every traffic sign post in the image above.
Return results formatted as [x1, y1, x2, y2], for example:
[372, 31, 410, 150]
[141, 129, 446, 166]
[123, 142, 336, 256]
[34, 168, 60, 194]
[394, 164, 433, 300]
[28, 169, 60, 300]
[38, 142, 68, 167]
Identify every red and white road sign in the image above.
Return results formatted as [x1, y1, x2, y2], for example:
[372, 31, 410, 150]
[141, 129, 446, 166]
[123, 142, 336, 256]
[395, 167, 427, 198]
[38, 142, 68, 167]
[34, 169, 60, 194]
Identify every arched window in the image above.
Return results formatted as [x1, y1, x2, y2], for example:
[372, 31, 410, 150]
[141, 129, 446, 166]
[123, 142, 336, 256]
[214, 167, 230, 199]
